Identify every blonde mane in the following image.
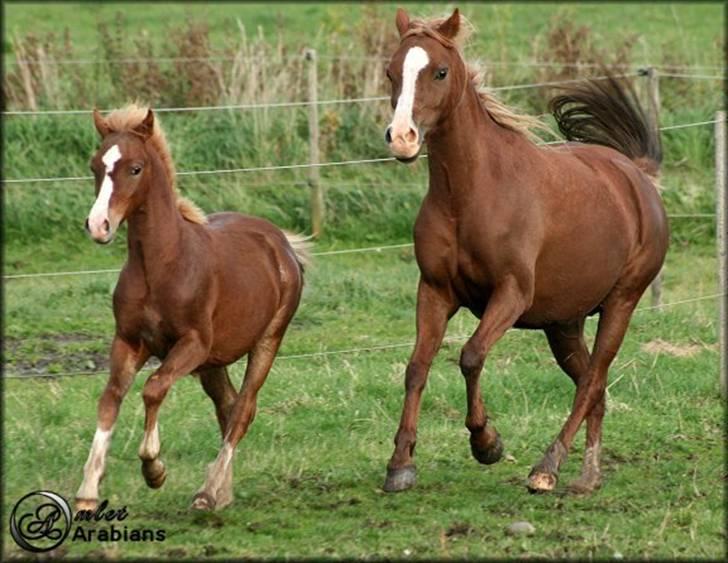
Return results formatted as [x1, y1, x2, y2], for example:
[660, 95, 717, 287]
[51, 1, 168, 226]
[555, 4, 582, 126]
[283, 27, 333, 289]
[100, 103, 207, 224]
[405, 14, 550, 143]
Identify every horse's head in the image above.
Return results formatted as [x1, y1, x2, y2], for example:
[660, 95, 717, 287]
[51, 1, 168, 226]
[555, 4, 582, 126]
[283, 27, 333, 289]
[85, 109, 156, 244]
[384, 8, 467, 162]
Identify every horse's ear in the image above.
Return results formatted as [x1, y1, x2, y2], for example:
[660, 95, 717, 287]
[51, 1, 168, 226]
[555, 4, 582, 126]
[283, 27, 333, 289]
[134, 109, 155, 141]
[93, 108, 111, 138]
[395, 7, 410, 37]
[437, 8, 460, 40]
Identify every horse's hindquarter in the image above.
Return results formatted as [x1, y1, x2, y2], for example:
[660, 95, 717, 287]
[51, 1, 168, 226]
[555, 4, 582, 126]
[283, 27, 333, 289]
[203, 213, 302, 364]
[522, 146, 667, 325]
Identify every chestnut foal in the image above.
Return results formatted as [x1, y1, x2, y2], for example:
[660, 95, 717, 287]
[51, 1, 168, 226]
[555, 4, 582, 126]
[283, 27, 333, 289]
[382, 8, 668, 494]
[76, 105, 308, 511]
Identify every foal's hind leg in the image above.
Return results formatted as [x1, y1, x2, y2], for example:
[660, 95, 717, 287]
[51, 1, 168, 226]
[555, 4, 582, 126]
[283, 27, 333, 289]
[198, 367, 238, 508]
[192, 334, 284, 511]
[528, 295, 639, 493]
[76, 337, 149, 511]
[541, 320, 604, 493]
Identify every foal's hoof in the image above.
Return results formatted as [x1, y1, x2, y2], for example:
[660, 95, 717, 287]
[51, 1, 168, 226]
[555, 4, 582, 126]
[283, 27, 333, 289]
[566, 471, 602, 495]
[75, 498, 98, 512]
[527, 470, 558, 493]
[191, 492, 216, 511]
[471, 434, 504, 465]
[382, 466, 416, 492]
[142, 459, 167, 489]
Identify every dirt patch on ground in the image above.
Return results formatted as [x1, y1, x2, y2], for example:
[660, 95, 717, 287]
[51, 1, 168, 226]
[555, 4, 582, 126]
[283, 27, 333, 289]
[641, 339, 706, 358]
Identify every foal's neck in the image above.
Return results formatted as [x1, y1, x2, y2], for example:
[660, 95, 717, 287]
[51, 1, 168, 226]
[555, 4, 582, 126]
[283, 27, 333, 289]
[126, 153, 186, 278]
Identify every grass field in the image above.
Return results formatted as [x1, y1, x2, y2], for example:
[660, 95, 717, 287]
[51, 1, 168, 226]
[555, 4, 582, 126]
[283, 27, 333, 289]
[2, 1, 725, 560]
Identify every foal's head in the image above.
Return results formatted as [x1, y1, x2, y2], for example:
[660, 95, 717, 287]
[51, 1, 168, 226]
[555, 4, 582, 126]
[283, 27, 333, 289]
[384, 8, 468, 162]
[85, 109, 157, 244]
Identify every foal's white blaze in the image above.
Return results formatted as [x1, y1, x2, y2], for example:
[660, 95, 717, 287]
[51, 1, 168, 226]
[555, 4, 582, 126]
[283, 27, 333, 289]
[88, 144, 122, 236]
[76, 426, 114, 500]
[389, 46, 430, 141]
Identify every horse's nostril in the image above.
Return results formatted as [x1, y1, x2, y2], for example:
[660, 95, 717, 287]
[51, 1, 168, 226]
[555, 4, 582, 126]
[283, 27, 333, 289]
[384, 126, 393, 144]
[102, 219, 110, 234]
[405, 128, 418, 144]
[84, 218, 90, 233]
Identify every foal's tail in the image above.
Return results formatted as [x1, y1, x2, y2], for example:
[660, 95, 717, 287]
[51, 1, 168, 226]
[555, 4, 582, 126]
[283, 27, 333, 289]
[283, 232, 313, 273]
[548, 72, 662, 176]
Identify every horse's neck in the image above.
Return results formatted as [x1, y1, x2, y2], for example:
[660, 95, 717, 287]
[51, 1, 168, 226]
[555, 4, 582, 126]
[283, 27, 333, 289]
[126, 160, 186, 278]
[425, 85, 535, 208]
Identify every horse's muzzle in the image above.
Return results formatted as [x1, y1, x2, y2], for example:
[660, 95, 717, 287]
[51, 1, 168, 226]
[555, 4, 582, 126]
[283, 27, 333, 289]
[85, 217, 114, 245]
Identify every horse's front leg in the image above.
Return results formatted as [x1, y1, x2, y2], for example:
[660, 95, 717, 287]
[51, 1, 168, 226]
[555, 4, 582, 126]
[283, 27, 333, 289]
[383, 280, 456, 492]
[138, 331, 209, 488]
[76, 336, 150, 511]
[459, 275, 530, 466]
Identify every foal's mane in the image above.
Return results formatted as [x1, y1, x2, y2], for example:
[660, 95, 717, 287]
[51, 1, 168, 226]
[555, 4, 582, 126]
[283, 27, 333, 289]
[404, 15, 549, 143]
[102, 103, 207, 224]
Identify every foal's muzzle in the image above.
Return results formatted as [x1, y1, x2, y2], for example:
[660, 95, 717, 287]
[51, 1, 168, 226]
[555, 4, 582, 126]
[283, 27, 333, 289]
[85, 217, 113, 245]
[385, 124, 423, 163]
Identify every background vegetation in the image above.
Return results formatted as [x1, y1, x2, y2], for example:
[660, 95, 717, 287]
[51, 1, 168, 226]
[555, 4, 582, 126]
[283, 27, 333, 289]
[3, 2, 724, 560]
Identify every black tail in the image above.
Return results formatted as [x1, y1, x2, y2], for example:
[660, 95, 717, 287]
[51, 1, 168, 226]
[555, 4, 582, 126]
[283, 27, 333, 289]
[549, 72, 662, 173]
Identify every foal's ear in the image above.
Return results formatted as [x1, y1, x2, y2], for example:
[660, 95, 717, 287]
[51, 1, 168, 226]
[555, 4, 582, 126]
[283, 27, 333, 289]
[437, 8, 460, 39]
[395, 7, 410, 37]
[92, 108, 111, 138]
[133, 109, 155, 141]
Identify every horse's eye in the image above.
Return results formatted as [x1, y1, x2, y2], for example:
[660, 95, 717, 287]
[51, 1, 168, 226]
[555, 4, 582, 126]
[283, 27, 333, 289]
[130, 166, 142, 176]
[435, 68, 448, 80]
[386, 69, 393, 82]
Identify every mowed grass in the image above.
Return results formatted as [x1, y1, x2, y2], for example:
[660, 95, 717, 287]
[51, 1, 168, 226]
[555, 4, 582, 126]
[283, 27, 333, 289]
[2, 242, 723, 559]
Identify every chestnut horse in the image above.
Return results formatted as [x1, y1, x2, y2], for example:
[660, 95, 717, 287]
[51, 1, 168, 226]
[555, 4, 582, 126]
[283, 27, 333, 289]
[76, 105, 308, 511]
[382, 8, 668, 494]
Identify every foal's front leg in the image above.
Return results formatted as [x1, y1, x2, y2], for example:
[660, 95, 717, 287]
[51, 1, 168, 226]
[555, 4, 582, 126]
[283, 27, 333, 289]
[459, 276, 530, 466]
[76, 336, 150, 510]
[138, 331, 209, 488]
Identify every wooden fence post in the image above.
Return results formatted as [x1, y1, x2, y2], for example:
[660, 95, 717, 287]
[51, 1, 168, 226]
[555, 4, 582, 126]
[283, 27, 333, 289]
[715, 110, 726, 398]
[305, 48, 324, 238]
[643, 67, 664, 307]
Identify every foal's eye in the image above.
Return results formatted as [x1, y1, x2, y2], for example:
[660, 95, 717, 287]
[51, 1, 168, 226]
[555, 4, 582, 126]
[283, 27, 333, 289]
[130, 166, 142, 176]
[386, 69, 393, 81]
[435, 68, 448, 80]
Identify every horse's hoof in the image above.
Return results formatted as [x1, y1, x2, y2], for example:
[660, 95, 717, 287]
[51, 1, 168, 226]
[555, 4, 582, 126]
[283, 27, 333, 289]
[75, 498, 98, 512]
[527, 470, 558, 493]
[566, 472, 602, 495]
[142, 460, 167, 489]
[382, 465, 416, 492]
[471, 433, 504, 465]
[191, 492, 215, 511]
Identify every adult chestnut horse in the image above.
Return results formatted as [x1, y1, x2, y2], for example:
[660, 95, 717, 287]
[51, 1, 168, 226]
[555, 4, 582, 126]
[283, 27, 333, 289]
[382, 8, 668, 494]
[76, 105, 308, 511]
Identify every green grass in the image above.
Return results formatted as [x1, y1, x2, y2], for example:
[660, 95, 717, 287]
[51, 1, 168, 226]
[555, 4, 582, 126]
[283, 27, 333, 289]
[2, 2, 725, 560]
[2, 244, 724, 559]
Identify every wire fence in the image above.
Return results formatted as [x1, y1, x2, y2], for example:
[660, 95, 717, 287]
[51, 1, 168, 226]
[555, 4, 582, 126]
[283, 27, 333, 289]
[2, 73, 648, 117]
[4, 291, 723, 380]
[3, 118, 720, 186]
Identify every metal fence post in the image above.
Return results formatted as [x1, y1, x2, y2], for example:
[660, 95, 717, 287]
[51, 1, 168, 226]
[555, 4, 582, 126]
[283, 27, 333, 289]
[715, 110, 726, 398]
[643, 67, 664, 307]
[305, 48, 324, 238]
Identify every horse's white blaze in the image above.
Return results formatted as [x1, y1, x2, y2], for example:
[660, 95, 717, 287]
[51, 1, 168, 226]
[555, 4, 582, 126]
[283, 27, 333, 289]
[88, 144, 122, 233]
[138, 422, 160, 460]
[390, 46, 430, 137]
[76, 426, 114, 500]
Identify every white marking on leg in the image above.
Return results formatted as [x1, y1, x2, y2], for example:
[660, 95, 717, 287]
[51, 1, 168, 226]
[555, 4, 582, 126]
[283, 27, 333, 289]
[198, 442, 235, 500]
[88, 144, 122, 233]
[77, 426, 114, 500]
[138, 422, 160, 460]
[389, 46, 430, 136]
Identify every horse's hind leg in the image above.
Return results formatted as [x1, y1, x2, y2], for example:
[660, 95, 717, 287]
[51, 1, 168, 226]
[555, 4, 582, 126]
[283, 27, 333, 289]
[541, 320, 604, 494]
[198, 367, 238, 508]
[76, 336, 149, 511]
[192, 329, 288, 510]
[528, 294, 639, 493]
